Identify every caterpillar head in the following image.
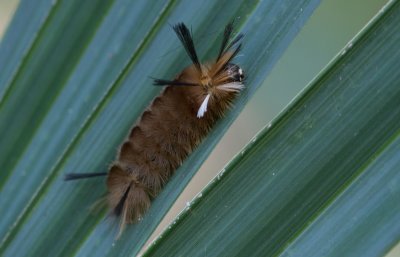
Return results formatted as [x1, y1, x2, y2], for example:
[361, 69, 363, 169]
[153, 21, 244, 118]
[195, 62, 244, 118]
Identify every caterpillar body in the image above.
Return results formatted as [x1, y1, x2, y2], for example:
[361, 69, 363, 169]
[66, 21, 244, 234]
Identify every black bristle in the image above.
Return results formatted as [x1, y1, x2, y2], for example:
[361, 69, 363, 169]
[217, 21, 234, 60]
[224, 43, 242, 65]
[217, 20, 244, 61]
[64, 172, 107, 181]
[173, 23, 202, 72]
[226, 33, 244, 53]
[152, 78, 198, 87]
[114, 185, 131, 216]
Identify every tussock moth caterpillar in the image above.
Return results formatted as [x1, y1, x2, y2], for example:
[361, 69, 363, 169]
[65, 21, 244, 234]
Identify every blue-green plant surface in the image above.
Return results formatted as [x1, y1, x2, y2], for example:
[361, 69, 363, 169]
[1, 0, 398, 256]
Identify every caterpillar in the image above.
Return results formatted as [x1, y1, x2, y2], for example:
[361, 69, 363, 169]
[65, 21, 244, 234]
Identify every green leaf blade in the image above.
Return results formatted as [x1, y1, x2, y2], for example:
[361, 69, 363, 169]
[280, 135, 400, 257]
[143, 1, 400, 256]
[0, 0, 321, 256]
[0, 0, 114, 188]
[0, 0, 55, 97]
[0, 0, 170, 251]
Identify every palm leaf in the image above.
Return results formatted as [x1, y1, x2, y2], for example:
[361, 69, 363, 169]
[0, 0, 321, 256]
[143, 1, 400, 256]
